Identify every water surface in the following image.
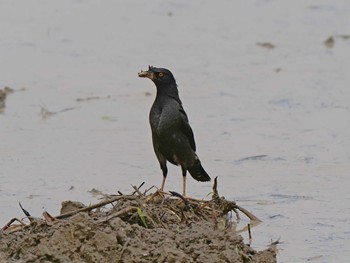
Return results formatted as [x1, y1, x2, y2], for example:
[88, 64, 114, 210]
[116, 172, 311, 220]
[1, 1, 350, 262]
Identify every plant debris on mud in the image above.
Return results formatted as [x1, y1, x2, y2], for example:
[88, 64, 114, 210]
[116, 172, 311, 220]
[0, 181, 277, 263]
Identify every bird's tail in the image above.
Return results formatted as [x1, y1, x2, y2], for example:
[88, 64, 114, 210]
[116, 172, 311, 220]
[187, 158, 211, 182]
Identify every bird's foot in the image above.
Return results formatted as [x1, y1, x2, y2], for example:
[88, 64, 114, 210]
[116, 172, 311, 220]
[157, 189, 166, 198]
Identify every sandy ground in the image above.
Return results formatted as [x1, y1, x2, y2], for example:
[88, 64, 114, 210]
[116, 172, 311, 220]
[0, 190, 277, 263]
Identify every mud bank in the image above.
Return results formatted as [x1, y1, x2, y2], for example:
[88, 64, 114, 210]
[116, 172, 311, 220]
[0, 189, 277, 262]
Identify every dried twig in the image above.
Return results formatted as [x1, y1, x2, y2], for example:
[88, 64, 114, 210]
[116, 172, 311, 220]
[248, 223, 252, 239]
[1, 218, 27, 232]
[212, 176, 219, 200]
[143, 185, 156, 195]
[55, 195, 137, 219]
[43, 212, 56, 223]
[102, 206, 138, 222]
[19, 202, 31, 217]
[233, 207, 241, 221]
[131, 182, 144, 196]
[3, 181, 262, 240]
[270, 238, 281, 246]
[236, 205, 262, 223]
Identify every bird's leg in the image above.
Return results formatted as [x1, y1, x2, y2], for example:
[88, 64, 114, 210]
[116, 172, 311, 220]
[181, 166, 187, 197]
[160, 164, 168, 193]
[161, 176, 166, 192]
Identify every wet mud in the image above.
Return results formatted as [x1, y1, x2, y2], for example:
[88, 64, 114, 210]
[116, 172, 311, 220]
[0, 189, 277, 263]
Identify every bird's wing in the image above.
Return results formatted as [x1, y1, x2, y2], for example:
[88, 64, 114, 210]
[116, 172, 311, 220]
[152, 131, 167, 167]
[178, 107, 196, 151]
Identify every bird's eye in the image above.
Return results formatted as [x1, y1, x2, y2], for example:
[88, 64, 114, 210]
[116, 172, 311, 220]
[158, 72, 164, 78]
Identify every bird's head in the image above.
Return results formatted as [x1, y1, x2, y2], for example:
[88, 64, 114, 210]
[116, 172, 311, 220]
[138, 66, 176, 87]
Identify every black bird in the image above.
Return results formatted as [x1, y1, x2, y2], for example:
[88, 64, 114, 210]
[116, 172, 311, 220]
[138, 66, 211, 196]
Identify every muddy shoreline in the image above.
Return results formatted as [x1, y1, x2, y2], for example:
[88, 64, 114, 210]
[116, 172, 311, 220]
[0, 187, 277, 262]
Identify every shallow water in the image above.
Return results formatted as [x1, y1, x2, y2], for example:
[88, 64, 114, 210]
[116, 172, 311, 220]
[1, 1, 350, 262]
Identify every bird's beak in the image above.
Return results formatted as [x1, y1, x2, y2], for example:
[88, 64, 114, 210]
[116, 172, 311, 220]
[138, 69, 155, 80]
